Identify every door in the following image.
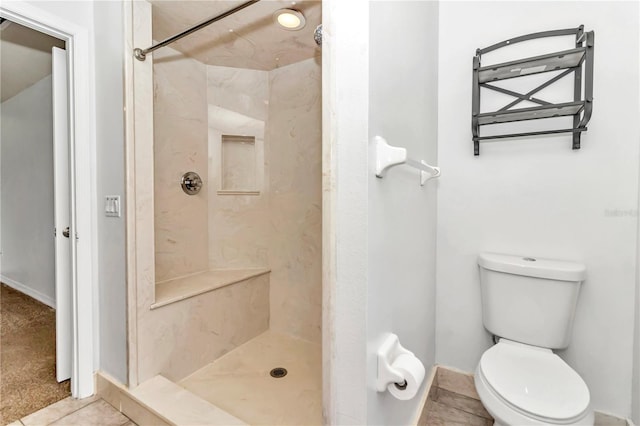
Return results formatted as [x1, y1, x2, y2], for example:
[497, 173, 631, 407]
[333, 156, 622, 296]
[52, 46, 71, 383]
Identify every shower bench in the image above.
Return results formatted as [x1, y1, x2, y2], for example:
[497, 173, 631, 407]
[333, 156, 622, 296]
[151, 268, 270, 309]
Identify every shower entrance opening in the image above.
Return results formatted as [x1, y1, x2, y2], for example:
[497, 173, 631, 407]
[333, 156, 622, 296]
[126, 1, 322, 424]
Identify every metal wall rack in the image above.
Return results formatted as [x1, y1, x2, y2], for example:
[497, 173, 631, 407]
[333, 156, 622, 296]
[472, 25, 595, 155]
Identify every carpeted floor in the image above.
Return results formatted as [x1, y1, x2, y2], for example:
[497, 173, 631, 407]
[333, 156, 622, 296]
[1, 283, 70, 424]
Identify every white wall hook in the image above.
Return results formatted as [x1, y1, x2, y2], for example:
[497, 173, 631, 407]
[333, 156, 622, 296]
[376, 333, 414, 392]
[374, 136, 440, 185]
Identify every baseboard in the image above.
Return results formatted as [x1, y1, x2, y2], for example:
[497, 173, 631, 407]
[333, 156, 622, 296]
[593, 411, 633, 426]
[1, 274, 55, 308]
[411, 364, 438, 426]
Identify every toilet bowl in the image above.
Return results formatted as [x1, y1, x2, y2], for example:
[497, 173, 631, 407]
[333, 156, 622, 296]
[474, 340, 593, 426]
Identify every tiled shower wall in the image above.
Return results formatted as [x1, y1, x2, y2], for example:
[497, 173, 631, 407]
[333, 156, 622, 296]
[267, 58, 322, 344]
[153, 46, 209, 283]
[153, 49, 322, 344]
[207, 65, 271, 270]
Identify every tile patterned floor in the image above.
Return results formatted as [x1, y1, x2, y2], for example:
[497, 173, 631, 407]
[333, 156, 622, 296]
[7, 397, 135, 426]
[418, 368, 494, 426]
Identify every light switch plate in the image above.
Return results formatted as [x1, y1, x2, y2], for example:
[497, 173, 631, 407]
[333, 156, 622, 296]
[105, 195, 121, 217]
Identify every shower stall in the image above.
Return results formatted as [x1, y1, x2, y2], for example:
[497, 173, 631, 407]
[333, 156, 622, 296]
[125, 1, 322, 424]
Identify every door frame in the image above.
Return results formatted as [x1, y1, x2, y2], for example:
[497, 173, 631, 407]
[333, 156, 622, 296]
[0, 2, 96, 398]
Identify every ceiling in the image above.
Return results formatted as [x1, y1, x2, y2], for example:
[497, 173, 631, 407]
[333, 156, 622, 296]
[150, 0, 321, 71]
[0, 20, 65, 102]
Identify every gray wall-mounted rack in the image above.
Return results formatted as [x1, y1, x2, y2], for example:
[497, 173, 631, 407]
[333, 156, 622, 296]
[472, 25, 595, 155]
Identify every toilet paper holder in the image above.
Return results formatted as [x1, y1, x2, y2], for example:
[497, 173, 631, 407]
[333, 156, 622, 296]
[376, 333, 415, 392]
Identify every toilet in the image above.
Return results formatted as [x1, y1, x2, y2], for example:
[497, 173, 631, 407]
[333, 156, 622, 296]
[475, 253, 594, 426]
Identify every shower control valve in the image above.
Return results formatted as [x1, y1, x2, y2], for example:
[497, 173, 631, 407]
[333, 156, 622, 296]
[181, 171, 203, 195]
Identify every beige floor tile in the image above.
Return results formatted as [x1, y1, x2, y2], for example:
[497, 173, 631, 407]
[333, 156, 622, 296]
[48, 400, 129, 426]
[436, 367, 480, 400]
[7, 421, 24, 426]
[423, 399, 491, 426]
[433, 387, 492, 420]
[594, 411, 628, 426]
[21, 396, 98, 426]
[180, 330, 322, 426]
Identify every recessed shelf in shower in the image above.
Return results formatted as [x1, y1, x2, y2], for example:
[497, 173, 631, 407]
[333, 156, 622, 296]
[221, 134, 258, 193]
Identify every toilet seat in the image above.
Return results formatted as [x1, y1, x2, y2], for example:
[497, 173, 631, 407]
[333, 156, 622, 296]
[479, 339, 590, 423]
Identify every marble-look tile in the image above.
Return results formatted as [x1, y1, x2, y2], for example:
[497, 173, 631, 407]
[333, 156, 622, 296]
[180, 330, 322, 426]
[131, 376, 245, 425]
[97, 373, 168, 426]
[206, 65, 269, 121]
[421, 399, 491, 426]
[436, 367, 481, 400]
[21, 396, 98, 426]
[96, 373, 121, 414]
[118, 394, 169, 426]
[207, 65, 270, 271]
[153, 268, 270, 308]
[432, 387, 492, 420]
[153, 45, 209, 283]
[594, 411, 629, 426]
[48, 400, 129, 426]
[151, 1, 322, 70]
[137, 273, 269, 382]
[128, 0, 154, 388]
[267, 58, 323, 344]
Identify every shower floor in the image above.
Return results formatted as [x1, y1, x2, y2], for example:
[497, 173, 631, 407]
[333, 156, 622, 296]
[179, 330, 322, 425]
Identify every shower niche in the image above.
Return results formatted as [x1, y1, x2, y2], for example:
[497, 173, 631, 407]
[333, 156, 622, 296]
[472, 25, 594, 155]
[219, 135, 259, 194]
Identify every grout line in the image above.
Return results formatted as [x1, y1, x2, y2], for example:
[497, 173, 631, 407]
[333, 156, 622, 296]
[430, 386, 494, 421]
[43, 400, 100, 425]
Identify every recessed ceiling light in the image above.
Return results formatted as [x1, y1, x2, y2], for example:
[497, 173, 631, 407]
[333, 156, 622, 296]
[273, 8, 306, 31]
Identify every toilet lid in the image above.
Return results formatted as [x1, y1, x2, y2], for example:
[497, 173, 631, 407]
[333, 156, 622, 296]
[480, 340, 590, 421]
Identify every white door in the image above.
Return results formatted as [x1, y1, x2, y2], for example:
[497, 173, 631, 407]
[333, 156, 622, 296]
[52, 46, 71, 383]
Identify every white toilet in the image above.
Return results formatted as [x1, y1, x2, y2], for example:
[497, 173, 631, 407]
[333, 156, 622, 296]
[475, 253, 594, 426]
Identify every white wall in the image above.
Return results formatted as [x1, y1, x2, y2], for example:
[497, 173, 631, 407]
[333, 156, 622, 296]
[633, 144, 640, 424]
[93, 0, 127, 385]
[325, 1, 439, 423]
[322, 0, 369, 422]
[0, 75, 55, 307]
[634, 257, 639, 423]
[19, 0, 128, 384]
[436, 1, 639, 417]
[367, 1, 438, 425]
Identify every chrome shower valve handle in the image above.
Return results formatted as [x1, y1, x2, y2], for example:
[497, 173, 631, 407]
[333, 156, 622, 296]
[181, 172, 203, 195]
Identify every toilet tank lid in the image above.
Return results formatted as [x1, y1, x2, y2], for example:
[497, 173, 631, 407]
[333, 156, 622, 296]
[478, 253, 586, 282]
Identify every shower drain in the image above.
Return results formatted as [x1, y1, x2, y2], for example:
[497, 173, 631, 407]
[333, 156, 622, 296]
[270, 367, 288, 378]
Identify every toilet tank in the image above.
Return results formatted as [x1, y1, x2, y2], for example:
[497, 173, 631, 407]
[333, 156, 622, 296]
[478, 253, 586, 349]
